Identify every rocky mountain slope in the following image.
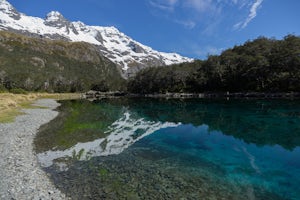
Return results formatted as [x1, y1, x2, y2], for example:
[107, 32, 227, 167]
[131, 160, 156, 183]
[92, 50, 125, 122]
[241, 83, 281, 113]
[0, 0, 192, 77]
[0, 30, 126, 92]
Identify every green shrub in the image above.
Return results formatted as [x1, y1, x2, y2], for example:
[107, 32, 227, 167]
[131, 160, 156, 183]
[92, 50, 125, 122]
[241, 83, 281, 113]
[0, 85, 8, 93]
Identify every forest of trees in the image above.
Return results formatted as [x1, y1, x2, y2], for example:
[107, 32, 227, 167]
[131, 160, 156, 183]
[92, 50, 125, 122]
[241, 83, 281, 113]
[128, 35, 300, 94]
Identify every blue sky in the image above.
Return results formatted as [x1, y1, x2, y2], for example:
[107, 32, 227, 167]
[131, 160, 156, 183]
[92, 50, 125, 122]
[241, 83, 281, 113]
[8, 0, 300, 59]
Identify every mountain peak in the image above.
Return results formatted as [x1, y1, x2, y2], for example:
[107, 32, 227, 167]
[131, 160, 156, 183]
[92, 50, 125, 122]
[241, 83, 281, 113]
[0, 0, 20, 20]
[44, 10, 77, 34]
[45, 11, 65, 22]
[0, 0, 10, 7]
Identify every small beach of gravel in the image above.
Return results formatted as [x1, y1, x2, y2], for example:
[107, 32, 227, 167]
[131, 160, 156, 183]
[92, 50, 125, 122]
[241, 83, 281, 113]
[0, 99, 68, 200]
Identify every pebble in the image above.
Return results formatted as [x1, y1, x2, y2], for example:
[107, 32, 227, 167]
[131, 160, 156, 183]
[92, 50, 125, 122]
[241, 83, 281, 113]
[0, 99, 69, 200]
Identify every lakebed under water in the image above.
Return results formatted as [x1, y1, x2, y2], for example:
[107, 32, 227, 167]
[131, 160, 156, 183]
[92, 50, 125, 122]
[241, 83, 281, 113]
[34, 98, 300, 199]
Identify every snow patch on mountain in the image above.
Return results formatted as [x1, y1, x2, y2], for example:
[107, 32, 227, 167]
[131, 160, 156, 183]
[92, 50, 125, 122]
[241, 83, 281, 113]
[45, 11, 63, 22]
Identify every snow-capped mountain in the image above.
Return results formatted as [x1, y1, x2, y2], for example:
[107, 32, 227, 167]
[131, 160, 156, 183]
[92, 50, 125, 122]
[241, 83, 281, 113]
[0, 0, 193, 76]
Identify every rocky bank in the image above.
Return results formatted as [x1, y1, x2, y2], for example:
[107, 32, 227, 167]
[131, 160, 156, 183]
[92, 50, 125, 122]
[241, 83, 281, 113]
[0, 99, 68, 200]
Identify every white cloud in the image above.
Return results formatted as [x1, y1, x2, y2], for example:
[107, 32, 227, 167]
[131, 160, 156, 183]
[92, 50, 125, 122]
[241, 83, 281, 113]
[149, 0, 198, 29]
[149, 0, 178, 11]
[206, 46, 224, 56]
[201, 18, 222, 35]
[234, 0, 263, 29]
[148, 0, 264, 31]
[175, 19, 196, 29]
[184, 0, 214, 13]
[191, 45, 224, 58]
[167, 0, 178, 5]
[150, 0, 217, 14]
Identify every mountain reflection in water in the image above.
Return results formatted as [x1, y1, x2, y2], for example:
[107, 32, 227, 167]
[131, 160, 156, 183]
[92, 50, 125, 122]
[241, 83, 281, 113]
[37, 111, 179, 170]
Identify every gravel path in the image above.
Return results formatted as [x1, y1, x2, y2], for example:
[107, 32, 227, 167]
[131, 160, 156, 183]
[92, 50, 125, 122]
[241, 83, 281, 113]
[0, 99, 68, 200]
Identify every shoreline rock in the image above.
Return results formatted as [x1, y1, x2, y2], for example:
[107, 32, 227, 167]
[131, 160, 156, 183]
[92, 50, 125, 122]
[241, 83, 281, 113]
[85, 90, 300, 100]
[0, 99, 68, 200]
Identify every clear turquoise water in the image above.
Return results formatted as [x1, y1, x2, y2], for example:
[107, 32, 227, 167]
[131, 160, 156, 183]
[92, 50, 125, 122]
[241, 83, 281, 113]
[35, 99, 300, 199]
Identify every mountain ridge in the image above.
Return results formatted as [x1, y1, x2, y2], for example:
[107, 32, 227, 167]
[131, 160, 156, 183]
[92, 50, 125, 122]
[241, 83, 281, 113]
[0, 0, 193, 77]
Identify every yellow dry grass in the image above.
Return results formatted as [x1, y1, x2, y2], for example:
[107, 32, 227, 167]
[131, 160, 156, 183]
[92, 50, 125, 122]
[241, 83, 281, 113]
[0, 93, 82, 123]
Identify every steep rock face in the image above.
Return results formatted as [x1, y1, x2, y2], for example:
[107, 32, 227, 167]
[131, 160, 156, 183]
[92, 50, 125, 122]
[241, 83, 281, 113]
[0, 0, 193, 77]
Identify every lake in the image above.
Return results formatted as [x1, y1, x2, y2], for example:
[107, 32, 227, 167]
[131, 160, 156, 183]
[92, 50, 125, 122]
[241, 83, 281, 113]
[34, 98, 300, 199]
